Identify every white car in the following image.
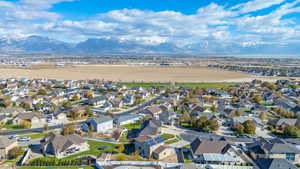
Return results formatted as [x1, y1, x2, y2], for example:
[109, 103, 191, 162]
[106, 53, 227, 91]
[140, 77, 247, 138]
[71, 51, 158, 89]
[8, 135, 19, 140]
[18, 136, 31, 142]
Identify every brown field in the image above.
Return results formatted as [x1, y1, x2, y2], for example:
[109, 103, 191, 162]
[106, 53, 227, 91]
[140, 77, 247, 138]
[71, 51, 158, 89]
[0, 64, 295, 82]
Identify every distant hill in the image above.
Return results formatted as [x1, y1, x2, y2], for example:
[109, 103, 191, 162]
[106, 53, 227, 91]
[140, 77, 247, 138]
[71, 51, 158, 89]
[0, 35, 300, 55]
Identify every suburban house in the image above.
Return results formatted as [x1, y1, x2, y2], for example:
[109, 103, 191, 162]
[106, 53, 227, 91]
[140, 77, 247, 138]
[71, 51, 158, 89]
[84, 116, 113, 133]
[115, 114, 143, 126]
[268, 118, 300, 130]
[0, 114, 7, 125]
[134, 135, 165, 158]
[190, 137, 244, 164]
[255, 158, 298, 169]
[152, 145, 177, 161]
[40, 132, 89, 158]
[247, 138, 300, 164]
[12, 112, 46, 128]
[230, 116, 262, 127]
[0, 107, 26, 117]
[159, 110, 176, 125]
[142, 106, 162, 116]
[139, 119, 162, 137]
[87, 96, 106, 106]
[0, 136, 18, 159]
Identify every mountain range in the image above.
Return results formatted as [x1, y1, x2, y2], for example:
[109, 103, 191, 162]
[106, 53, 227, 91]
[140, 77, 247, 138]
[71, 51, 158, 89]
[0, 35, 299, 55]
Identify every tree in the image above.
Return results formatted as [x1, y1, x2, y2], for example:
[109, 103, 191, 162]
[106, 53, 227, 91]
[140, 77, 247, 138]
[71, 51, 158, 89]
[62, 124, 75, 135]
[116, 153, 126, 161]
[284, 125, 300, 138]
[8, 147, 24, 159]
[253, 95, 263, 104]
[69, 110, 80, 119]
[71, 95, 80, 101]
[196, 116, 209, 129]
[38, 89, 47, 95]
[62, 101, 72, 108]
[43, 124, 49, 132]
[208, 119, 219, 131]
[210, 105, 217, 113]
[259, 112, 267, 121]
[243, 120, 256, 135]
[234, 110, 241, 117]
[20, 120, 31, 128]
[117, 145, 125, 153]
[234, 123, 245, 135]
[84, 91, 94, 99]
[1, 97, 12, 107]
[179, 112, 190, 124]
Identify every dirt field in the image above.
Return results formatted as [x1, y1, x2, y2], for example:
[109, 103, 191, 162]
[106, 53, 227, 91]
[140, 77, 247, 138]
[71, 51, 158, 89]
[0, 64, 295, 82]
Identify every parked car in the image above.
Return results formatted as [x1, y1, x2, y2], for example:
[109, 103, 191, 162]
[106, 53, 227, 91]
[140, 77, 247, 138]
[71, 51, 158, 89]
[18, 136, 31, 142]
[8, 135, 19, 140]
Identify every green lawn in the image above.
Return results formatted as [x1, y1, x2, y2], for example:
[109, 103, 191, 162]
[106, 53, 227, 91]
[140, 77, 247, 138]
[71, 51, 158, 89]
[64, 140, 118, 159]
[29, 140, 119, 164]
[17, 166, 93, 169]
[161, 133, 175, 140]
[164, 138, 180, 144]
[1, 124, 25, 130]
[122, 122, 141, 130]
[21, 132, 47, 139]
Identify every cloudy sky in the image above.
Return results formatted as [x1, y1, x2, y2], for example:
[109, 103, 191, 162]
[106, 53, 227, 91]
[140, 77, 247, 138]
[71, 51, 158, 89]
[1, 0, 300, 51]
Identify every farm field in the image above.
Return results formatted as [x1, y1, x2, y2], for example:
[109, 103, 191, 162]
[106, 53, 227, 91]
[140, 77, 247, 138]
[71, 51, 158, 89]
[0, 64, 294, 82]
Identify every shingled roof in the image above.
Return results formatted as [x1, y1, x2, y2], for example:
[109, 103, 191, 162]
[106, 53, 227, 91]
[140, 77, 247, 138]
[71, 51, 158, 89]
[41, 132, 85, 154]
[190, 137, 231, 156]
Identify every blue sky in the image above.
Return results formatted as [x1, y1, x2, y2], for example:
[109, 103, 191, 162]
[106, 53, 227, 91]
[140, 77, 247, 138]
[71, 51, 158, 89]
[1, 0, 300, 52]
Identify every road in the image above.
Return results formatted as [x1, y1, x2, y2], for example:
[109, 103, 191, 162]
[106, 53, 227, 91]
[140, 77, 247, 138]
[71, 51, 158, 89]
[0, 121, 84, 136]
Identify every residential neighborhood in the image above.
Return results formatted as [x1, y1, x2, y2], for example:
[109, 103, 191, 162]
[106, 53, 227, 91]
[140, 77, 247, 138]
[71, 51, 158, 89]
[1, 78, 300, 169]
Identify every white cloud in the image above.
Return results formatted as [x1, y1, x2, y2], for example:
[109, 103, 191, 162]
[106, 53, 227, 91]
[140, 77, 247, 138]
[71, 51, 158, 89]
[0, 0, 300, 52]
[232, 0, 285, 14]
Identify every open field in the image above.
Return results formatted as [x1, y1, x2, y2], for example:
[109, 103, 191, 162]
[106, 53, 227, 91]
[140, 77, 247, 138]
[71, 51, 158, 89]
[0, 64, 297, 82]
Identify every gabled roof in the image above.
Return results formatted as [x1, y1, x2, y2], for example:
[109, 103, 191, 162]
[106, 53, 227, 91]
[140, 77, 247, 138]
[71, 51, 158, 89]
[91, 116, 113, 124]
[191, 137, 231, 156]
[16, 112, 45, 120]
[256, 158, 297, 169]
[247, 138, 300, 154]
[41, 132, 85, 154]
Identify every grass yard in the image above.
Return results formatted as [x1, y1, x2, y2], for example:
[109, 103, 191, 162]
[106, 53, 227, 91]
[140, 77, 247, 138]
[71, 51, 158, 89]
[161, 133, 175, 140]
[165, 138, 180, 144]
[21, 132, 47, 139]
[17, 166, 93, 169]
[122, 122, 141, 130]
[29, 140, 119, 164]
[65, 140, 118, 159]
[1, 124, 25, 130]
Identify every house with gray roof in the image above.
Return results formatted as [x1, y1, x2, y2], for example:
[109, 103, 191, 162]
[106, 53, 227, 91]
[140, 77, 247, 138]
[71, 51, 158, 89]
[85, 116, 113, 133]
[247, 138, 300, 164]
[115, 114, 143, 126]
[255, 158, 297, 169]
[0, 136, 18, 159]
[40, 132, 89, 158]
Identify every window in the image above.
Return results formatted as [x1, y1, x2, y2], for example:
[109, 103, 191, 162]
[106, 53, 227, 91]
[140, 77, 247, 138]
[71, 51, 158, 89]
[286, 153, 295, 161]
